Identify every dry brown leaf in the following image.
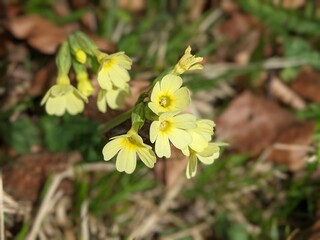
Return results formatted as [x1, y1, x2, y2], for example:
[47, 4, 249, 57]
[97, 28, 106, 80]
[154, 146, 188, 189]
[7, 14, 75, 54]
[80, 12, 97, 32]
[214, 13, 256, 42]
[119, 0, 146, 12]
[216, 91, 294, 156]
[282, 0, 305, 9]
[220, 0, 239, 13]
[266, 121, 315, 171]
[2, 152, 81, 202]
[86, 32, 116, 52]
[290, 66, 320, 103]
[28, 61, 56, 97]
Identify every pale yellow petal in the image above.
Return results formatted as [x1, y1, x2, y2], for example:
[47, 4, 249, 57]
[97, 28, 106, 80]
[116, 148, 137, 174]
[168, 128, 192, 150]
[182, 147, 190, 156]
[113, 52, 132, 69]
[109, 67, 129, 89]
[40, 89, 51, 105]
[186, 153, 197, 179]
[51, 85, 72, 96]
[172, 114, 196, 129]
[66, 93, 84, 115]
[155, 133, 171, 158]
[197, 143, 220, 165]
[172, 87, 190, 110]
[189, 131, 209, 152]
[112, 64, 130, 83]
[97, 69, 113, 90]
[160, 74, 182, 92]
[46, 96, 66, 116]
[148, 102, 158, 115]
[137, 147, 156, 168]
[150, 81, 161, 103]
[97, 90, 107, 113]
[159, 111, 178, 121]
[149, 121, 160, 143]
[107, 88, 128, 109]
[102, 138, 122, 160]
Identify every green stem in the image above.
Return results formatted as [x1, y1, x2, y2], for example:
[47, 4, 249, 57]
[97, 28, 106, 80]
[98, 109, 133, 134]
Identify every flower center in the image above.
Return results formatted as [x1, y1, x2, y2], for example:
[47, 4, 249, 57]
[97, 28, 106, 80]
[103, 58, 116, 70]
[128, 136, 138, 145]
[159, 96, 171, 108]
[122, 136, 140, 149]
[159, 120, 171, 132]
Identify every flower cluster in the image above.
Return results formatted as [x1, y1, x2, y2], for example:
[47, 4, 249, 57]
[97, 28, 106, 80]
[41, 32, 132, 116]
[103, 46, 224, 178]
[41, 32, 224, 178]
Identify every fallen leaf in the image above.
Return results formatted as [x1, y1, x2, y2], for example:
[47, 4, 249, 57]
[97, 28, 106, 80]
[290, 66, 320, 103]
[282, 0, 305, 9]
[7, 14, 75, 54]
[214, 13, 256, 42]
[216, 91, 294, 156]
[154, 146, 188, 189]
[220, 0, 239, 14]
[28, 61, 56, 97]
[2, 152, 81, 202]
[266, 121, 315, 171]
[119, 0, 146, 12]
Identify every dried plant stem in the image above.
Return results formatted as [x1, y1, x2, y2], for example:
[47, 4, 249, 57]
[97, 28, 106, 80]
[129, 176, 185, 238]
[27, 163, 115, 240]
[80, 200, 89, 240]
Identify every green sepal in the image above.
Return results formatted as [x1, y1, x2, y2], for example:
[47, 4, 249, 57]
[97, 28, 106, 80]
[73, 60, 87, 77]
[74, 31, 98, 56]
[131, 102, 146, 132]
[145, 106, 158, 122]
[56, 42, 72, 75]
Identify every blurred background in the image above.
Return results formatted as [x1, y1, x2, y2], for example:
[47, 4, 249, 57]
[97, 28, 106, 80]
[1, 0, 320, 239]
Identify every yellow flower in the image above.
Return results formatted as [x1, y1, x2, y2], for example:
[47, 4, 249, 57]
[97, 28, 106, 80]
[184, 143, 220, 179]
[96, 51, 132, 90]
[150, 112, 196, 158]
[102, 130, 156, 174]
[97, 86, 130, 113]
[148, 74, 190, 115]
[172, 46, 203, 75]
[75, 49, 87, 64]
[187, 119, 215, 152]
[76, 71, 94, 97]
[41, 77, 88, 116]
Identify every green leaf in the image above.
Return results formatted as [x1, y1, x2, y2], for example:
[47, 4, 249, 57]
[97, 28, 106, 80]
[0, 117, 41, 153]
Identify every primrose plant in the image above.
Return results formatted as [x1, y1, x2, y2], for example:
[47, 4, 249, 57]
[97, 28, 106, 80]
[41, 32, 224, 178]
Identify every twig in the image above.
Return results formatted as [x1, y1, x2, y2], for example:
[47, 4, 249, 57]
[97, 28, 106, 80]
[0, 173, 4, 240]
